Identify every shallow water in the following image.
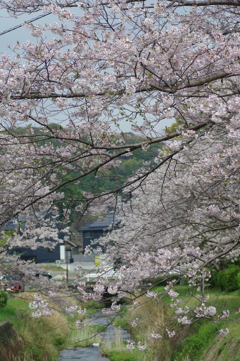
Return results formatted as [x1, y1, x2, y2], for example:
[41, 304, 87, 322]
[89, 311, 131, 344]
[58, 311, 131, 361]
[59, 346, 110, 361]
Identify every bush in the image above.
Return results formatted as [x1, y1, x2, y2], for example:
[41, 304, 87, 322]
[216, 265, 240, 292]
[0, 291, 8, 307]
[52, 334, 66, 347]
[174, 322, 218, 361]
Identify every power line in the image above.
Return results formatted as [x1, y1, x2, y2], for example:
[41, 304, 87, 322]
[0, 12, 51, 36]
[0, 1, 79, 37]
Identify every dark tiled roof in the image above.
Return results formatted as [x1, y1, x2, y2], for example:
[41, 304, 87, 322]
[78, 214, 120, 232]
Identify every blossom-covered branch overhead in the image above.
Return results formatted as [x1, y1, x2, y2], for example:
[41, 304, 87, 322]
[0, 0, 239, 339]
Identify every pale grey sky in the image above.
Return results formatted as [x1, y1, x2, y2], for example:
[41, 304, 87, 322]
[0, 8, 173, 133]
[0, 9, 59, 52]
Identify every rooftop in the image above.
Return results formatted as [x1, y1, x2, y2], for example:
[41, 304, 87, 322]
[78, 214, 120, 232]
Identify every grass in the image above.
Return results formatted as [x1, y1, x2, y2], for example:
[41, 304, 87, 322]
[0, 292, 81, 361]
[39, 265, 65, 272]
[100, 327, 146, 361]
[2, 284, 240, 361]
[103, 286, 240, 361]
[102, 348, 145, 361]
[201, 325, 240, 361]
[0, 291, 104, 360]
[67, 324, 102, 347]
[92, 324, 107, 332]
[113, 317, 129, 329]
[153, 284, 240, 318]
[100, 296, 172, 361]
[173, 321, 220, 360]
[83, 299, 103, 315]
[157, 286, 240, 361]
[0, 297, 29, 324]
[173, 316, 240, 361]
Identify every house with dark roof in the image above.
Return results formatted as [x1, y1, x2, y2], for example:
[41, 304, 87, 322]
[78, 214, 120, 253]
[2, 216, 76, 264]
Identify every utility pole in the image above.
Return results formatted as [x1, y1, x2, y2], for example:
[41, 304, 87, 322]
[64, 236, 69, 284]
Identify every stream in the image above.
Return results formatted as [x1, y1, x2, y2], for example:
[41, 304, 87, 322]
[58, 311, 131, 361]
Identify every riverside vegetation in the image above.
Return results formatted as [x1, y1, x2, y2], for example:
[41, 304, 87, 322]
[1, 263, 240, 361]
[100, 264, 240, 361]
[0, 292, 72, 361]
[0, 291, 103, 361]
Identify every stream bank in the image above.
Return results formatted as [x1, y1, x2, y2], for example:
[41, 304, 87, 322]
[59, 311, 132, 361]
[59, 346, 110, 361]
[0, 321, 22, 361]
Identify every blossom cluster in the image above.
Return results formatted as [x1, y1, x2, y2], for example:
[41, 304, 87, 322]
[29, 294, 53, 318]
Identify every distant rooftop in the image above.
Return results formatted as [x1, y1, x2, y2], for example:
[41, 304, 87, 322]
[78, 214, 120, 232]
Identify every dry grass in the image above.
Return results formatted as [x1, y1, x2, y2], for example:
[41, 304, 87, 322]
[15, 291, 103, 348]
[5, 291, 82, 361]
[130, 297, 173, 361]
[68, 324, 102, 347]
[96, 296, 172, 361]
[109, 295, 191, 361]
[100, 327, 127, 354]
[17, 307, 69, 360]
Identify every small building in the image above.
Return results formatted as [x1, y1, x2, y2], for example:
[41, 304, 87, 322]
[78, 214, 120, 253]
[2, 217, 76, 264]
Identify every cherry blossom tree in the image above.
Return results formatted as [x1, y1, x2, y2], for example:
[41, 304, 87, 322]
[95, 124, 239, 338]
[0, 0, 239, 342]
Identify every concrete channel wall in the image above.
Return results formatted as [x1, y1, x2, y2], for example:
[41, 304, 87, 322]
[0, 321, 21, 361]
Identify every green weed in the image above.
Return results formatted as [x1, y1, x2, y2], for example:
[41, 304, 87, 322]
[173, 322, 218, 361]
[107, 349, 143, 361]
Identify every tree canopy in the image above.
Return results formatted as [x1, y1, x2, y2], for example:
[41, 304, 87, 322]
[0, 0, 239, 342]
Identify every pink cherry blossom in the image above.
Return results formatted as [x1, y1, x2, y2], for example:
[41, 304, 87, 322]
[219, 328, 229, 336]
[151, 332, 162, 339]
[0, 0, 239, 345]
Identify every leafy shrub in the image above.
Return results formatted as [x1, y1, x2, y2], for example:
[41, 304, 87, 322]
[216, 265, 240, 292]
[208, 268, 219, 288]
[174, 323, 217, 361]
[0, 291, 8, 307]
[52, 334, 66, 346]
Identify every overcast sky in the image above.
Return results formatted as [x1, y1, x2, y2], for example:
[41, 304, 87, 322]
[0, 9, 173, 133]
[0, 9, 57, 53]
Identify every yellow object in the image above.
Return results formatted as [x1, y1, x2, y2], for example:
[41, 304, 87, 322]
[95, 256, 101, 267]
